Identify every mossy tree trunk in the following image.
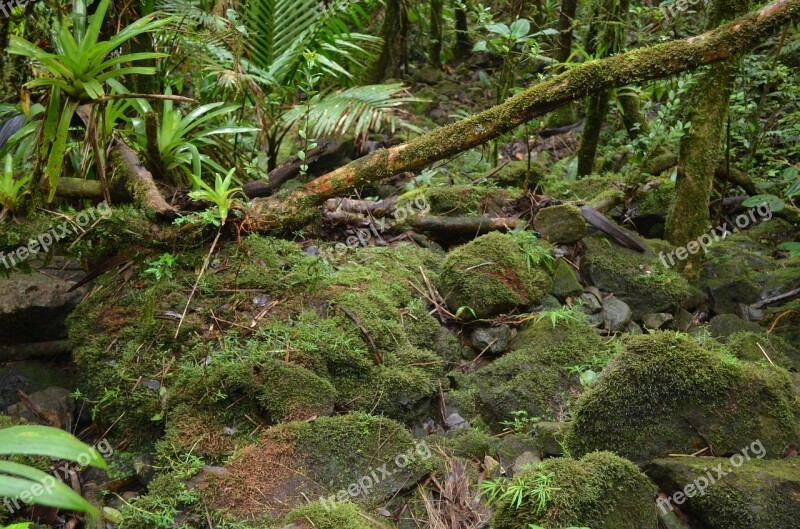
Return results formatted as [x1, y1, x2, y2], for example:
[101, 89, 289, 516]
[453, 3, 472, 62]
[618, 89, 649, 140]
[576, 0, 630, 177]
[545, 0, 579, 127]
[367, 0, 409, 83]
[429, 0, 443, 68]
[244, 0, 800, 233]
[664, 0, 752, 277]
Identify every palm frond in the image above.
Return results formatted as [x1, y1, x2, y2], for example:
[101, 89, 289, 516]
[283, 83, 422, 139]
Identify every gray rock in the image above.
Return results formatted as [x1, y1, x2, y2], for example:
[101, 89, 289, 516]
[672, 308, 695, 332]
[133, 454, 157, 485]
[444, 412, 470, 430]
[602, 296, 632, 332]
[642, 312, 674, 330]
[7, 386, 75, 429]
[513, 451, 541, 473]
[626, 321, 643, 335]
[579, 290, 603, 315]
[0, 272, 83, 343]
[550, 258, 584, 301]
[469, 325, 511, 354]
[708, 314, 762, 340]
[533, 422, 567, 457]
[533, 204, 587, 244]
[0, 361, 74, 410]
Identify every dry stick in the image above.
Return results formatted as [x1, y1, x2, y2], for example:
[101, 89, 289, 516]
[341, 306, 381, 365]
[175, 228, 222, 338]
[246, 0, 800, 232]
[756, 342, 775, 365]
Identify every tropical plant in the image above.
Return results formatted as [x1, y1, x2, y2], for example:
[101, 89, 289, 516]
[7, 0, 170, 201]
[533, 305, 589, 328]
[511, 229, 554, 272]
[129, 90, 258, 183]
[188, 168, 242, 226]
[0, 154, 31, 220]
[479, 471, 559, 513]
[0, 425, 107, 516]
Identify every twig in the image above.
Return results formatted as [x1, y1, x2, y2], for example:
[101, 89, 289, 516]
[341, 306, 381, 365]
[751, 287, 800, 308]
[175, 228, 222, 338]
[756, 342, 775, 365]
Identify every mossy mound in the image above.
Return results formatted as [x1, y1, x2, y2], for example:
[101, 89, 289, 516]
[566, 332, 800, 464]
[488, 159, 548, 188]
[430, 428, 501, 460]
[725, 330, 798, 370]
[491, 451, 656, 529]
[533, 204, 587, 244]
[424, 185, 520, 216]
[439, 232, 552, 318]
[206, 413, 435, 519]
[469, 319, 612, 430]
[581, 234, 699, 318]
[649, 456, 800, 529]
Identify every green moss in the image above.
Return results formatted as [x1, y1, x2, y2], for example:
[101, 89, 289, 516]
[582, 233, 699, 318]
[284, 501, 383, 529]
[566, 331, 800, 464]
[491, 451, 656, 529]
[470, 319, 612, 429]
[423, 184, 520, 216]
[543, 174, 619, 202]
[725, 331, 797, 370]
[439, 232, 552, 318]
[635, 178, 675, 217]
[257, 359, 337, 422]
[430, 428, 501, 460]
[488, 160, 548, 188]
[649, 457, 800, 529]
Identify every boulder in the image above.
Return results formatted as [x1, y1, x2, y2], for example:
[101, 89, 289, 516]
[602, 296, 632, 332]
[708, 313, 762, 340]
[533, 204, 587, 244]
[649, 456, 800, 529]
[439, 232, 551, 318]
[491, 451, 657, 529]
[567, 332, 800, 464]
[550, 257, 584, 301]
[468, 325, 511, 354]
[7, 386, 75, 429]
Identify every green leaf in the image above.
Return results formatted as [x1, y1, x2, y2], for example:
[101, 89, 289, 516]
[509, 19, 531, 39]
[741, 194, 784, 212]
[777, 242, 800, 256]
[0, 460, 97, 514]
[0, 425, 107, 469]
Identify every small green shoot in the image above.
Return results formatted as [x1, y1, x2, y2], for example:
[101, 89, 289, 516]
[0, 154, 31, 220]
[143, 253, 176, 281]
[188, 168, 243, 226]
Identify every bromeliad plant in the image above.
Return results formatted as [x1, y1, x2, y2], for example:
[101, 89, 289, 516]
[0, 154, 31, 221]
[188, 168, 243, 226]
[8, 0, 170, 201]
[0, 425, 107, 516]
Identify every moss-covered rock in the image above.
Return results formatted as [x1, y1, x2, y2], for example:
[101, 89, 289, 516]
[257, 359, 337, 422]
[430, 428, 501, 460]
[550, 258, 584, 301]
[469, 319, 612, 430]
[206, 414, 435, 519]
[649, 456, 800, 529]
[424, 185, 520, 216]
[566, 332, 800, 464]
[533, 204, 587, 244]
[581, 234, 700, 319]
[284, 501, 385, 529]
[726, 330, 799, 370]
[489, 159, 548, 189]
[491, 451, 656, 529]
[439, 232, 552, 318]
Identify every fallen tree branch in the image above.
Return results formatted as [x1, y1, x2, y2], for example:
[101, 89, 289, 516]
[55, 177, 129, 202]
[406, 215, 522, 235]
[110, 140, 177, 218]
[244, 0, 800, 232]
[241, 142, 344, 199]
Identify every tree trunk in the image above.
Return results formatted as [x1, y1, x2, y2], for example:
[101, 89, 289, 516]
[429, 0, 443, 68]
[545, 0, 579, 127]
[576, 0, 630, 177]
[244, 0, 800, 233]
[664, 0, 752, 277]
[453, 3, 472, 62]
[618, 89, 649, 140]
[367, 0, 409, 83]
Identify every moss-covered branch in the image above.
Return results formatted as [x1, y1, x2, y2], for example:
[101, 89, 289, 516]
[246, 0, 800, 233]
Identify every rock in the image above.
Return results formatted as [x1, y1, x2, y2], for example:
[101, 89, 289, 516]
[257, 359, 337, 422]
[468, 325, 511, 354]
[672, 308, 695, 332]
[726, 331, 798, 370]
[533, 421, 568, 457]
[470, 320, 612, 430]
[0, 272, 83, 343]
[602, 296, 632, 332]
[626, 320, 643, 334]
[708, 313, 762, 340]
[649, 456, 800, 529]
[133, 454, 157, 485]
[582, 234, 700, 319]
[567, 332, 800, 464]
[439, 232, 551, 318]
[512, 451, 541, 473]
[492, 452, 656, 528]
[578, 290, 602, 314]
[444, 412, 469, 430]
[642, 312, 674, 330]
[498, 433, 541, 464]
[550, 258, 584, 301]
[0, 361, 75, 410]
[204, 414, 434, 519]
[489, 159, 547, 188]
[533, 204, 587, 244]
[7, 386, 75, 429]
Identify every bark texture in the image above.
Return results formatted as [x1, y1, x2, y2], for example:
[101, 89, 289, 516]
[367, 0, 408, 83]
[245, 0, 800, 233]
[429, 0, 443, 68]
